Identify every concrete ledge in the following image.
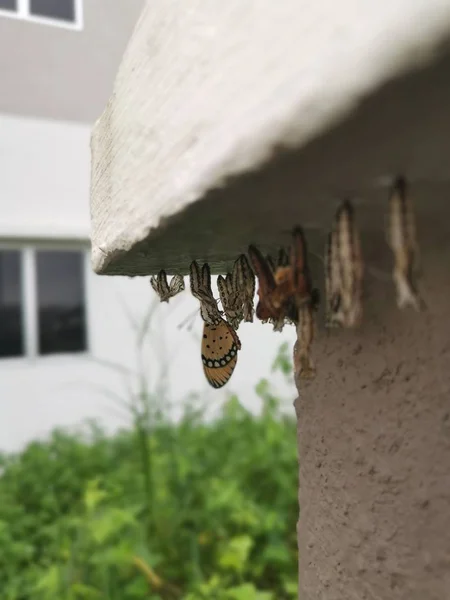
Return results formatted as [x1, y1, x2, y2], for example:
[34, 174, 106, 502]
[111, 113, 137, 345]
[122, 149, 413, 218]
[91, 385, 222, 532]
[90, 0, 450, 276]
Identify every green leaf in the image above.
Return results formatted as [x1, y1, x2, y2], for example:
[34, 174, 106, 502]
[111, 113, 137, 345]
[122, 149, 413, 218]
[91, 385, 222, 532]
[83, 479, 107, 513]
[282, 578, 298, 598]
[34, 565, 61, 594]
[69, 582, 102, 599]
[227, 583, 274, 600]
[218, 535, 253, 573]
[90, 508, 137, 544]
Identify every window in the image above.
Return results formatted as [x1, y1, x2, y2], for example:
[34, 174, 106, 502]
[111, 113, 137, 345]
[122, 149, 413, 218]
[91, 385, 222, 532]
[37, 251, 87, 355]
[0, 251, 23, 358]
[0, 247, 88, 359]
[0, 0, 82, 29]
[0, 0, 17, 11]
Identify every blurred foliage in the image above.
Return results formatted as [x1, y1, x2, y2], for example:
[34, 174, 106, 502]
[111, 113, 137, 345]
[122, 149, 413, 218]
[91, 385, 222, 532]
[0, 348, 298, 600]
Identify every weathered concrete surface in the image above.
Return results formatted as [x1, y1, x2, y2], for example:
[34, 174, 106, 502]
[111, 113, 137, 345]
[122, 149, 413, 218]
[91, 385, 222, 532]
[91, 49, 450, 276]
[294, 197, 450, 599]
[90, 0, 450, 276]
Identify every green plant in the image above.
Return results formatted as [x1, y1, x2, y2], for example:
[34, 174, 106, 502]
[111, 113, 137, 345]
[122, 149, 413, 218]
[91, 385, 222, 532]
[0, 344, 298, 599]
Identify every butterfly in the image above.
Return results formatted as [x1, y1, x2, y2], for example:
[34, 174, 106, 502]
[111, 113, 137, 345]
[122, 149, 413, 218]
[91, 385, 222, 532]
[201, 318, 242, 388]
[248, 228, 316, 332]
[189, 260, 242, 388]
[189, 260, 222, 324]
[217, 272, 243, 330]
[150, 270, 185, 302]
[387, 176, 423, 311]
[217, 254, 256, 329]
[233, 253, 255, 323]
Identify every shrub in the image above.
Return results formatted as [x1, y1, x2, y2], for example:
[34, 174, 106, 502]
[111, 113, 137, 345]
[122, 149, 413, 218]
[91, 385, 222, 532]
[0, 349, 298, 599]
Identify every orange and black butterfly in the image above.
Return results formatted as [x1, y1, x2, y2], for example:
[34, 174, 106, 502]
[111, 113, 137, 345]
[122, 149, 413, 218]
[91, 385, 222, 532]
[202, 318, 242, 388]
[189, 260, 241, 389]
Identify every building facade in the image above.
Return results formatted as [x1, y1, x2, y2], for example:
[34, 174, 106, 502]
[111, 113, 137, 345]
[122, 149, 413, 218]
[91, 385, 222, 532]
[0, 0, 152, 451]
[0, 0, 295, 451]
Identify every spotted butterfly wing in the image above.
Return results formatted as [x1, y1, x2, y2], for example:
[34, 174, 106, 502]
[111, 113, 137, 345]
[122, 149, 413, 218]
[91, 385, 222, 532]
[201, 318, 241, 388]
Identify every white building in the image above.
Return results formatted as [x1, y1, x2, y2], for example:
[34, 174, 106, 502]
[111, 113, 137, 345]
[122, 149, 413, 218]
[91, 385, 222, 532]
[0, 0, 295, 452]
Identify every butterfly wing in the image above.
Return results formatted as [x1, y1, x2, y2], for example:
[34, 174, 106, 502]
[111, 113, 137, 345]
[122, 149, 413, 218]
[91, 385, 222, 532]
[201, 263, 213, 294]
[157, 270, 170, 301]
[239, 254, 255, 301]
[266, 254, 276, 273]
[239, 254, 255, 322]
[217, 275, 228, 311]
[248, 245, 277, 321]
[189, 261, 203, 300]
[169, 274, 185, 297]
[248, 245, 276, 293]
[201, 319, 241, 388]
[277, 247, 290, 267]
[150, 276, 159, 294]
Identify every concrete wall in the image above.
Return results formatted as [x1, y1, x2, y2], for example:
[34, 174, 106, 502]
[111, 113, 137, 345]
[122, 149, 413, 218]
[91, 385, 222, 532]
[295, 187, 450, 599]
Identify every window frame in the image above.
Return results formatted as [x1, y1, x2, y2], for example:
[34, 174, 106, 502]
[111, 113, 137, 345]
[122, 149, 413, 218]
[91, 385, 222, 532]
[0, 241, 90, 363]
[0, 0, 83, 31]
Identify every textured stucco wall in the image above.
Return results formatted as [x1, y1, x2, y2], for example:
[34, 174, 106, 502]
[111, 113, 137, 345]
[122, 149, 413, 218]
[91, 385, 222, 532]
[295, 193, 450, 599]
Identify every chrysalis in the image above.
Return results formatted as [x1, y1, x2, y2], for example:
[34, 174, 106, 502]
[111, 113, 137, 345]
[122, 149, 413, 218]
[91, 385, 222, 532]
[388, 177, 422, 311]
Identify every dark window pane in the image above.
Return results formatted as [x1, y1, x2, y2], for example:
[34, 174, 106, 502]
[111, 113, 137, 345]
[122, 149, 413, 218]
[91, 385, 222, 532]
[0, 251, 23, 358]
[0, 0, 17, 11]
[36, 251, 86, 355]
[30, 0, 75, 22]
